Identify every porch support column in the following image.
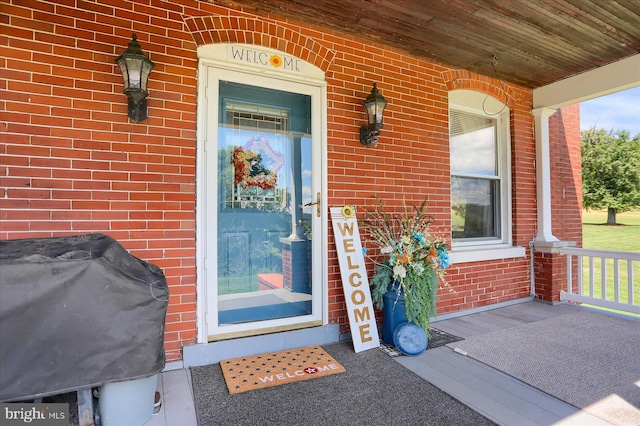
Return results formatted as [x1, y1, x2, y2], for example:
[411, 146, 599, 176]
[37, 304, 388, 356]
[532, 107, 559, 243]
[531, 242, 575, 303]
[531, 107, 577, 303]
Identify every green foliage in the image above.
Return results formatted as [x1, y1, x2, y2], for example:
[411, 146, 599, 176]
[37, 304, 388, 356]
[370, 264, 392, 310]
[361, 196, 449, 334]
[401, 268, 437, 335]
[581, 129, 640, 220]
[369, 263, 437, 336]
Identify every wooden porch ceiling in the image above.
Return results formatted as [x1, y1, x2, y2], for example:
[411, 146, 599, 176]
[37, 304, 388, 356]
[213, 0, 640, 89]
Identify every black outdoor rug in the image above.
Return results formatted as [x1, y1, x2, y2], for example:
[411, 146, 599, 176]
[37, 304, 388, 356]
[191, 341, 495, 426]
[426, 327, 464, 349]
[380, 327, 464, 357]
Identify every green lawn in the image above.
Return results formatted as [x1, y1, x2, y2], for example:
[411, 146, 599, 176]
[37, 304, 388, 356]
[582, 210, 640, 252]
[581, 210, 640, 316]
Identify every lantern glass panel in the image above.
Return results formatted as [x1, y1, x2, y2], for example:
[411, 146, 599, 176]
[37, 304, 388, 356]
[364, 101, 377, 126]
[140, 60, 154, 91]
[116, 59, 129, 89]
[374, 99, 386, 125]
[125, 56, 143, 89]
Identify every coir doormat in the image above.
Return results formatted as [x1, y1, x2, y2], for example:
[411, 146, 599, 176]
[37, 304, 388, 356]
[220, 346, 345, 394]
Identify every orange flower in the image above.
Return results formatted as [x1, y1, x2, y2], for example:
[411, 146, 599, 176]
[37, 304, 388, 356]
[427, 248, 438, 263]
[269, 55, 283, 68]
[398, 252, 410, 264]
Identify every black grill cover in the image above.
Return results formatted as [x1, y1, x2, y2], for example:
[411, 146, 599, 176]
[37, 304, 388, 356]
[0, 233, 169, 402]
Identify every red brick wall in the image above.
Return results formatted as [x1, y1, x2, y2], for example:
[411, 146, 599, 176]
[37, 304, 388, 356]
[533, 252, 566, 303]
[1, 0, 201, 362]
[550, 105, 583, 244]
[1, 0, 572, 360]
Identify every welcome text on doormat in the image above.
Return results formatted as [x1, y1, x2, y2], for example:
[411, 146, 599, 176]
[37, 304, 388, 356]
[220, 346, 345, 394]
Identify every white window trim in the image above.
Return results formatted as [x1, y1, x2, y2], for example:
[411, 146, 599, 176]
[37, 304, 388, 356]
[449, 90, 524, 263]
[450, 245, 526, 264]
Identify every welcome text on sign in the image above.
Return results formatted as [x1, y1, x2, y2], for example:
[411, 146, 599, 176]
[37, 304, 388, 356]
[330, 207, 380, 353]
[228, 46, 303, 72]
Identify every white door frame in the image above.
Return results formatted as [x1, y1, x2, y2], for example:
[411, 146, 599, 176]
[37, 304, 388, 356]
[195, 44, 328, 343]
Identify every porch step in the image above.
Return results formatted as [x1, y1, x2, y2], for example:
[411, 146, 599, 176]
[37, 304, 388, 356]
[183, 324, 340, 367]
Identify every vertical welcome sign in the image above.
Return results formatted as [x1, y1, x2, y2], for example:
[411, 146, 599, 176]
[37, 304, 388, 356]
[330, 206, 380, 352]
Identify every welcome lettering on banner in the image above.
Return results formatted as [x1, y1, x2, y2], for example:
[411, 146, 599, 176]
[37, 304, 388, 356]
[227, 45, 304, 73]
[330, 206, 380, 352]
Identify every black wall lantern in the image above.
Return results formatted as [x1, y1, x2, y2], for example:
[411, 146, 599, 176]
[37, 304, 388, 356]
[115, 34, 155, 122]
[360, 83, 388, 147]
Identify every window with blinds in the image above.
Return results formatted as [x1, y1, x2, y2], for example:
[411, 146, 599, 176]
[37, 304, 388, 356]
[449, 109, 501, 241]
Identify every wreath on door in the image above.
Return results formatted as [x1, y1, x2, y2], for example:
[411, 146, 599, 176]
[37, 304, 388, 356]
[231, 146, 278, 190]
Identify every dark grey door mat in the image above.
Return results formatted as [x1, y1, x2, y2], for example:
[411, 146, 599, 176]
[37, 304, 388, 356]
[191, 341, 494, 426]
[380, 327, 464, 357]
[428, 327, 465, 348]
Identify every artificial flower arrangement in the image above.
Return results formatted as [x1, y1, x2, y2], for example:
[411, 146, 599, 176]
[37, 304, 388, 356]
[361, 196, 450, 335]
[231, 146, 277, 190]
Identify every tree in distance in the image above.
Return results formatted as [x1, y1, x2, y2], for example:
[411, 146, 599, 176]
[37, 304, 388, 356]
[581, 128, 640, 225]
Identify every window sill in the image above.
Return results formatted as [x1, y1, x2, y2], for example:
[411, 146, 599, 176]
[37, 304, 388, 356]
[449, 245, 526, 264]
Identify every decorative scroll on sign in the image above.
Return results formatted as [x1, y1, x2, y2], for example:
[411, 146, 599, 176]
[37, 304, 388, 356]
[330, 206, 380, 353]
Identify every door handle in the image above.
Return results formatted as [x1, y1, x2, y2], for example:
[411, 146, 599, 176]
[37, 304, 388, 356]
[300, 193, 321, 217]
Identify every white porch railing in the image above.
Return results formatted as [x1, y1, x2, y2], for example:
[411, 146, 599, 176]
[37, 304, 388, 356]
[561, 247, 640, 314]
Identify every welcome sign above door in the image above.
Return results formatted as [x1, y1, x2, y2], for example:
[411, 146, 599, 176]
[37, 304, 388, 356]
[330, 206, 380, 353]
[198, 44, 325, 82]
[227, 45, 304, 74]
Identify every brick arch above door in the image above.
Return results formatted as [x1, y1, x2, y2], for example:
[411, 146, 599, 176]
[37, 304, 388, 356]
[442, 69, 519, 108]
[184, 16, 336, 72]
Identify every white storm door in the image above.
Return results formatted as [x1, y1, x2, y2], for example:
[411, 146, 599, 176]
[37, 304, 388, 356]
[203, 68, 323, 340]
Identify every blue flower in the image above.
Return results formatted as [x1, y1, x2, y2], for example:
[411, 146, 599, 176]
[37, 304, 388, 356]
[412, 232, 426, 245]
[438, 248, 450, 268]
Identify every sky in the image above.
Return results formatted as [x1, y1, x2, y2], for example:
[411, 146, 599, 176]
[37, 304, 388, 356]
[580, 86, 640, 136]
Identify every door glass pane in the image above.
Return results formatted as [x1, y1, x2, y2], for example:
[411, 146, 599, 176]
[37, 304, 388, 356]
[451, 177, 500, 240]
[217, 81, 313, 325]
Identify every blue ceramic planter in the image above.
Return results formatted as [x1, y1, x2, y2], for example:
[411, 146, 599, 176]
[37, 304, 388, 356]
[382, 283, 407, 343]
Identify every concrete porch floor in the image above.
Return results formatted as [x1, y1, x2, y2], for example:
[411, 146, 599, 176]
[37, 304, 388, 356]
[146, 300, 633, 425]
